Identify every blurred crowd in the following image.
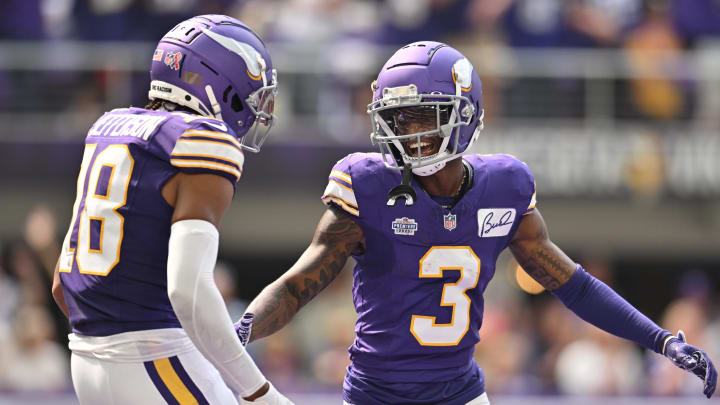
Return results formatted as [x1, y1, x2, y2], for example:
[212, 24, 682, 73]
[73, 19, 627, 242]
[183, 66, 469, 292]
[3, 0, 719, 47]
[1, 204, 718, 398]
[1, 0, 720, 142]
[1, 0, 719, 398]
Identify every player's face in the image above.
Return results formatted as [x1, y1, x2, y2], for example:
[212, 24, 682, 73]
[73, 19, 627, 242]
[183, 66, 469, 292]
[390, 107, 444, 158]
[399, 123, 441, 158]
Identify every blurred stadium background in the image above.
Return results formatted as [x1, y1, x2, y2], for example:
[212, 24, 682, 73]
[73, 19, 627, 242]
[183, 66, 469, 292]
[1, 0, 719, 404]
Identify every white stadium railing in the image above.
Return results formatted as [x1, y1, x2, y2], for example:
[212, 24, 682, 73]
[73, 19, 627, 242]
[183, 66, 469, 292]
[1, 40, 719, 197]
[1, 40, 719, 140]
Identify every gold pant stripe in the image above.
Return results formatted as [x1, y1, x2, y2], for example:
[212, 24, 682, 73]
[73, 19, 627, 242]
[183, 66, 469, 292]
[153, 357, 199, 405]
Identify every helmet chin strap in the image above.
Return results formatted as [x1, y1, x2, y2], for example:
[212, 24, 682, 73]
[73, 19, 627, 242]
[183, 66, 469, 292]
[411, 153, 464, 176]
[204, 85, 223, 120]
[412, 160, 447, 176]
[387, 164, 417, 206]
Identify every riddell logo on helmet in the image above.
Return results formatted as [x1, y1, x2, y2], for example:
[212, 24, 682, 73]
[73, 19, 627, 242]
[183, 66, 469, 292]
[164, 51, 183, 71]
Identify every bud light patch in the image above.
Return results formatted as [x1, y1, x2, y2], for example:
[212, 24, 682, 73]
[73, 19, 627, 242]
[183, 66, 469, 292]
[164, 51, 183, 71]
[392, 217, 418, 236]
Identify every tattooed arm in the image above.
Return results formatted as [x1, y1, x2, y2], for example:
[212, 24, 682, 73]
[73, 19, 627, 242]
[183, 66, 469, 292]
[243, 206, 365, 344]
[509, 208, 676, 357]
[509, 209, 576, 291]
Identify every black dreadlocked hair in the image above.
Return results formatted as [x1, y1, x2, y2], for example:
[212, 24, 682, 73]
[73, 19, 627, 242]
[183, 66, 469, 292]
[144, 99, 199, 115]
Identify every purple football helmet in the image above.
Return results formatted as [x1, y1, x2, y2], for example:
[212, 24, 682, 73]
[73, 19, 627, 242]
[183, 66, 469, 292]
[149, 15, 277, 152]
[368, 42, 484, 176]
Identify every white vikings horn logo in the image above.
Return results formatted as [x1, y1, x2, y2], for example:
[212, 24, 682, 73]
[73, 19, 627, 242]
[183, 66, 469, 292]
[452, 58, 474, 92]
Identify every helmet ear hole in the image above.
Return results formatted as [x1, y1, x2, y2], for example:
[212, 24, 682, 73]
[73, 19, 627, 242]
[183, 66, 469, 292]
[231, 93, 244, 112]
[222, 85, 232, 103]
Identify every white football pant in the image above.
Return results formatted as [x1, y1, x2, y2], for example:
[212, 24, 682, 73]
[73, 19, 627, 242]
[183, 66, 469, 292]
[70, 329, 239, 404]
[343, 392, 490, 405]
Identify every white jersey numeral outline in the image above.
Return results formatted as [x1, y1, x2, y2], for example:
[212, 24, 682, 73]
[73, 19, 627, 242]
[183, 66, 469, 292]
[59, 144, 134, 276]
[410, 246, 481, 346]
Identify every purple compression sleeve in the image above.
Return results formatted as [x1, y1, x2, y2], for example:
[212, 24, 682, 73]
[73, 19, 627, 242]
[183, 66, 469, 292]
[551, 265, 672, 354]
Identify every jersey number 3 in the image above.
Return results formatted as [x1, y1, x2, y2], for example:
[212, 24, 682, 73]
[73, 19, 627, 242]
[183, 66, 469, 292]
[59, 144, 134, 276]
[410, 246, 481, 346]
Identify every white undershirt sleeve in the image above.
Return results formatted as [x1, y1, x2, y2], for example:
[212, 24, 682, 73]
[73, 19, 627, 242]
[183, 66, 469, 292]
[167, 219, 266, 397]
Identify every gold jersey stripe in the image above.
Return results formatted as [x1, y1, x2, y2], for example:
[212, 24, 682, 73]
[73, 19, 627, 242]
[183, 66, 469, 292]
[170, 159, 242, 180]
[330, 170, 352, 184]
[329, 179, 354, 194]
[322, 195, 359, 216]
[181, 130, 243, 150]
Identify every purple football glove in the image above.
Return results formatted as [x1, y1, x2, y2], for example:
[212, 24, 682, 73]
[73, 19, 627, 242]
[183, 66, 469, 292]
[234, 312, 254, 346]
[664, 330, 717, 398]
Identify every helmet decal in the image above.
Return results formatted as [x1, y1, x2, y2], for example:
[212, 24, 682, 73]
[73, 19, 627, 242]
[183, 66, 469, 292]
[200, 28, 266, 83]
[163, 51, 183, 71]
[452, 58, 473, 92]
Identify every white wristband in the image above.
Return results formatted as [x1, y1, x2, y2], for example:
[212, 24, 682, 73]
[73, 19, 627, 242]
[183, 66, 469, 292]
[662, 334, 675, 355]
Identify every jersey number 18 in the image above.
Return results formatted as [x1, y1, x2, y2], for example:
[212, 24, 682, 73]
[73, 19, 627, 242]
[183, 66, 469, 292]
[59, 144, 134, 276]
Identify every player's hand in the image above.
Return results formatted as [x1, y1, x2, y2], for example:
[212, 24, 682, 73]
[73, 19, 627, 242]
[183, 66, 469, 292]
[241, 382, 294, 405]
[234, 312, 254, 346]
[664, 330, 718, 398]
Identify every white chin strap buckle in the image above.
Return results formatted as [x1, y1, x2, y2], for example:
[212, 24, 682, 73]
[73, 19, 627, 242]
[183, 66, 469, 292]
[205, 85, 223, 120]
[412, 161, 446, 176]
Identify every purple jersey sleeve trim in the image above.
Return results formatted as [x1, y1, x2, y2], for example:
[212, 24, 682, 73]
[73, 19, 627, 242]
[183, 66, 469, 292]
[552, 265, 672, 354]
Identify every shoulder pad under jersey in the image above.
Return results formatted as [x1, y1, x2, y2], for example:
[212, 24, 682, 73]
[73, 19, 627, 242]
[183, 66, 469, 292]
[321, 153, 386, 217]
[476, 153, 536, 215]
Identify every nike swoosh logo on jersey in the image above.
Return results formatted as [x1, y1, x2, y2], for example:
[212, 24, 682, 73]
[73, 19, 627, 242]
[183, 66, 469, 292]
[205, 121, 227, 132]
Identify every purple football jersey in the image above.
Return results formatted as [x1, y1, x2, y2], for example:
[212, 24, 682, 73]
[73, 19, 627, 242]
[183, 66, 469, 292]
[322, 152, 536, 397]
[59, 107, 244, 336]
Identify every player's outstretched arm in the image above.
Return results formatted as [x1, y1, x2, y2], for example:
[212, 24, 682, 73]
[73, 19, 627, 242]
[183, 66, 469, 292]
[509, 209, 717, 398]
[239, 205, 364, 345]
[164, 173, 292, 404]
[507, 209, 576, 291]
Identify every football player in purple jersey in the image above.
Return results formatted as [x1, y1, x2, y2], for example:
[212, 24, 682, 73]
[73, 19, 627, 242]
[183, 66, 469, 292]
[235, 41, 717, 404]
[50, 15, 292, 405]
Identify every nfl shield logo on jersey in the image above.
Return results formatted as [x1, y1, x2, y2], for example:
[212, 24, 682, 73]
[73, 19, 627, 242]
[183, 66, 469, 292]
[443, 213, 457, 231]
[392, 217, 418, 236]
